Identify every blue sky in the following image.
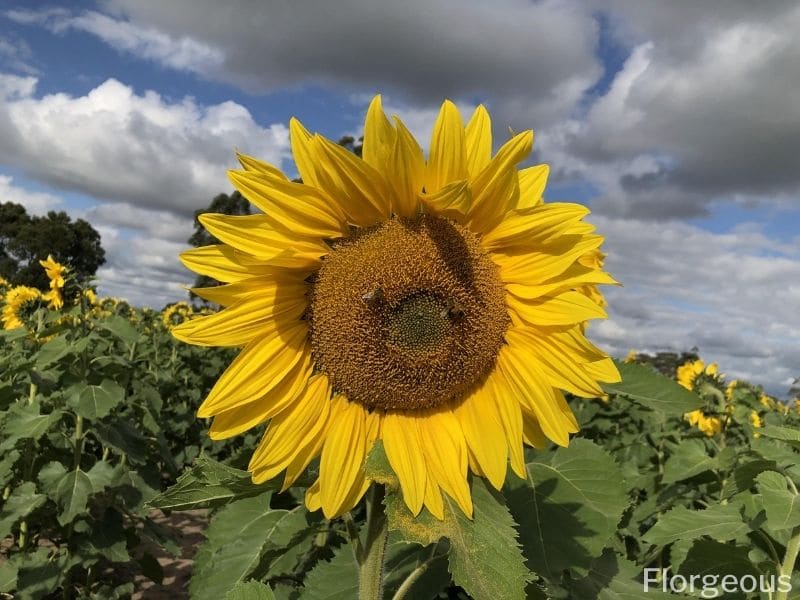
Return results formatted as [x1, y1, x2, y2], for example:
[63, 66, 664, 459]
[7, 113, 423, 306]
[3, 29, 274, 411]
[1, 0, 798, 396]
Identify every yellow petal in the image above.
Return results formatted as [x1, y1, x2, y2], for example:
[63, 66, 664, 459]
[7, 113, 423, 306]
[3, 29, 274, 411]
[497, 342, 578, 447]
[198, 213, 328, 262]
[198, 322, 308, 416]
[209, 347, 314, 440]
[289, 117, 322, 188]
[171, 294, 306, 347]
[454, 386, 507, 490]
[488, 374, 526, 479]
[465, 105, 492, 177]
[505, 327, 604, 398]
[481, 203, 590, 251]
[189, 273, 307, 308]
[388, 117, 424, 218]
[517, 164, 549, 209]
[237, 152, 288, 180]
[583, 357, 621, 384]
[228, 170, 347, 239]
[507, 291, 607, 327]
[305, 479, 322, 511]
[426, 100, 467, 193]
[421, 180, 471, 221]
[319, 396, 367, 518]
[467, 130, 532, 228]
[506, 263, 618, 300]
[180, 245, 278, 283]
[424, 475, 444, 520]
[314, 135, 391, 226]
[521, 412, 548, 448]
[249, 374, 331, 483]
[419, 411, 472, 518]
[362, 95, 396, 172]
[382, 413, 426, 515]
[496, 235, 604, 285]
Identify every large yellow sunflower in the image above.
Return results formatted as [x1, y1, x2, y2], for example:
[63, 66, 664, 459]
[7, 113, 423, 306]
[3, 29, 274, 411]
[174, 96, 620, 520]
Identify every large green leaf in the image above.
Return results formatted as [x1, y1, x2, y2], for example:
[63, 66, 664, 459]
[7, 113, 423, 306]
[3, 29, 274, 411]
[0, 401, 63, 451]
[67, 380, 125, 420]
[301, 541, 359, 600]
[384, 476, 530, 600]
[148, 455, 274, 510]
[34, 335, 70, 368]
[757, 471, 800, 530]
[53, 468, 93, 525]
[661, 439, 719, 484]
[0, 560, 17, 594]
[190, 493, 309, 600]
[601, 361, 703, 415]
[642, 504, 750, 546]
[0, 482, 47, 539]
[676, 539, 760, 596]
[94, 419, 148, 464]
[570, 550, 683, 599]
[224, 580, 276, 600]
[506, 438, 629, 580]
[100, 315, 141, 345]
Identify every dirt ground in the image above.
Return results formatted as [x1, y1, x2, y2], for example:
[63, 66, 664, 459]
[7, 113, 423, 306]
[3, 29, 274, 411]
[132, 509, 208, 599]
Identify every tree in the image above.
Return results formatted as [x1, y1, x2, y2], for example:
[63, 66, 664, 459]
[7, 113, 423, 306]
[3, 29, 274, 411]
[0, 202, 105, 290]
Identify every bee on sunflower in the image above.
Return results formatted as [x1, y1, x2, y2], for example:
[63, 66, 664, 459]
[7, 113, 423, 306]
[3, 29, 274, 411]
[174, 96, 619, 520]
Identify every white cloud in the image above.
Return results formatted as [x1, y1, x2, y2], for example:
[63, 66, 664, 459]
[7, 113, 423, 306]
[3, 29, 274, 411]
[6, 8, 223, 73]
[587, 216, 800, 397]
[26, 0, 601, 124]
[0, 75, 290, 213]
[0, 174, 62, 214]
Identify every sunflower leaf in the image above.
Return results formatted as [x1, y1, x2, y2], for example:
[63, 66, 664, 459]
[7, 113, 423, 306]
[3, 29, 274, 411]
[146, 455, 275, 510]
[383, 476, 530, 600]
[224, 580, 276, 600]
[301, 540, 359, 600]
[602, 360, 703, 415]
[190, 493, 308, 600]
[506, 438, 628, 581]
[641, 504, 751, 546]
[569, 549, 685, 599]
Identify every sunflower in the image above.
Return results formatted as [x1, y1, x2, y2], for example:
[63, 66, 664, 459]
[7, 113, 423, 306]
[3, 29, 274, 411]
[677, 358, 718, 391]
[162, 301, 194, 329]
[174, 96, 620, 520]
[2, 285, 42, 330]
[40, 254, 67, 309]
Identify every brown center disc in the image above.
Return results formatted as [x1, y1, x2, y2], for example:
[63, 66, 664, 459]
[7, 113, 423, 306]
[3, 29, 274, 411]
[308, 214, 509, 411]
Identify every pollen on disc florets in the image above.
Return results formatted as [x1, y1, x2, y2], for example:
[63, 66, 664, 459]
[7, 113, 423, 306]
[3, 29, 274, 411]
[308, 213, 509, 412]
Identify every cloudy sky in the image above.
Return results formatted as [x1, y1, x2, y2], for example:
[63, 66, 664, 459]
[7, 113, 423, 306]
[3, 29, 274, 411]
[1, 0, 798, 397]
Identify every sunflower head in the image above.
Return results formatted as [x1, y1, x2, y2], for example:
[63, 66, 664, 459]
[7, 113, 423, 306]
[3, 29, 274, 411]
[175, 95, 619, 520]
[2, 285, 43, 330]
[162, 301, 194, 329]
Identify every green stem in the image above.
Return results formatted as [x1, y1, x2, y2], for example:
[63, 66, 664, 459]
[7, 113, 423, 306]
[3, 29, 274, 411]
[777, 526, 800, 600]
[392, 542, 440, 600]
[28, 382, 37, 406]
[73, 415, 84, 470]
[358, 485, 388, 600]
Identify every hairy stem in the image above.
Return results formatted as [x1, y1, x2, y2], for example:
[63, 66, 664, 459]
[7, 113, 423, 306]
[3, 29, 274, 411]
[358, 484, 388, 600]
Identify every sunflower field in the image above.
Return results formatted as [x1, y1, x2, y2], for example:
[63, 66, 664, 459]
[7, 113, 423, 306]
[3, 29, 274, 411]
[2, 98, 800, 600]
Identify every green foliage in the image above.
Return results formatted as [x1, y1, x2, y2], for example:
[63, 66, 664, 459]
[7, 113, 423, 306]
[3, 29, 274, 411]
[0, 202, 105, 289]
[2, 280, 799, 599]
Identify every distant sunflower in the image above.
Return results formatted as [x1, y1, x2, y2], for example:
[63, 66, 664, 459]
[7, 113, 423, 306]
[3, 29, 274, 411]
[2, 285, 42, 330]
[174, 96, 619, 519]
[40, 255, 67, 309]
